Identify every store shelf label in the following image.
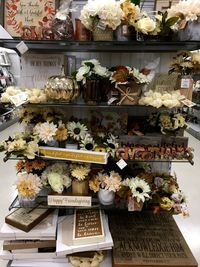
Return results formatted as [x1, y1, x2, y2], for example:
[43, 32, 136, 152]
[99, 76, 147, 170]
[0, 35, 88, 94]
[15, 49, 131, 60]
[116, 159, 127, 170]
[16, 41, 29, 55]
[39, 147, 108, 164]
[48, 195, 92, 207]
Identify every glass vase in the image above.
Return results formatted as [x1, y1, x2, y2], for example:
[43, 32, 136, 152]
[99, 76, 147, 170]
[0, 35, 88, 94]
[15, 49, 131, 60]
[18, 195, 36, 208]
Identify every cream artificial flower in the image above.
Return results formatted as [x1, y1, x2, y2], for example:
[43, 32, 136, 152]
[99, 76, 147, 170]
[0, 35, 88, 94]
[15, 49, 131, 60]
[104, 134, 119, 157]
[128, 177, 151, 203]
[7, 139, 26, 152]
[104, 171, 122, 192]
[25, 141, 39, 159]
[136, 17, 156, 34]
[48, 172, 64, 194]
[71, 164, 91, 181]
[67, 121, 88, 141]
[16, 173, 42, 198]
[34, 122, 57, 143]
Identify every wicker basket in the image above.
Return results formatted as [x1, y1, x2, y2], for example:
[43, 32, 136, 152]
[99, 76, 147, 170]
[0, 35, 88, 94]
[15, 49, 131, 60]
[93, 23, 113, 41]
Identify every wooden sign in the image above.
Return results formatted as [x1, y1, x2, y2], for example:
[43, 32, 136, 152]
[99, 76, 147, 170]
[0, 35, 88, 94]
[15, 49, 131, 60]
[5, 207, 52, 233]
[109, 212, 198, 267]
[3, 240, 56, 250]
[148, 73, 179, 93]
[4, 0, 55, 38]
[73, 209, 105, 245]
[39, 147, 108, 164]
[48, 194, 92, 207]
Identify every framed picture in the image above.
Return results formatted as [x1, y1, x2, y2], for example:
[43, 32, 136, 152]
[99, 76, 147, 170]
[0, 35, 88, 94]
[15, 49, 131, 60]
[154, 0, 179, 11]
[4, 0, 57, 38]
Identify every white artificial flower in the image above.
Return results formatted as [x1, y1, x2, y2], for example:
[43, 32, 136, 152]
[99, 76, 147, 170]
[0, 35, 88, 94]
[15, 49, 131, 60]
[82, 59, 100, 66]
[25, 141, 39, 159]
[129, 177, 151, 203]
[94, 64, 110, 77]
[48, 172, 64, 194]
[34, 122, 57, 143]
[136, 17, 156, 34]
[67, 121, 88, 141]
[76, 65, 90, 83]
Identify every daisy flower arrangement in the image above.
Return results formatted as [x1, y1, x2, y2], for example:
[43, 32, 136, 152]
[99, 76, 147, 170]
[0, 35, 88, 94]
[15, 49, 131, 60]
[122, 177, 151, 203]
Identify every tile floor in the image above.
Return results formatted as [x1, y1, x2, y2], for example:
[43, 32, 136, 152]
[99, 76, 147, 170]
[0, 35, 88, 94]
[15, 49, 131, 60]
[0, 124, 199, 267]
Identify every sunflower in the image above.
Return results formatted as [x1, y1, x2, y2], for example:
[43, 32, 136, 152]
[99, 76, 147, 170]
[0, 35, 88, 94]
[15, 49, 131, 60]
[94, 145, 107, 153]
[67, 122, 88, 141]
[104, 134, 119, 157]
[80, 134, 97, 151]
[128, 177, 151, 203]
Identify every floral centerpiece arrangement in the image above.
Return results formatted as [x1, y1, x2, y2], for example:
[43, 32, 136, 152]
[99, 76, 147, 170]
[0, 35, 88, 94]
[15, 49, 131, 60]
[138, 172, 189, 216]
[115, 0, 140, 41]
[139, 90, 182, 109]
[16, 159, 47, 175]
[16, 172, 43, 207]
[41, 162, 71, 194]
[70, 163, 91, 195]
[148, 112, 187, 135]
[134, 11, 178, 40]
[80, 0, 124, 41]
[0, 132, 39, 162]
[168, 0, 200, 41]
[74, 59, 111, 104]
[89, 171, 122, 205]
[169, 50, 200, 75]
[111, 65, 149, 105]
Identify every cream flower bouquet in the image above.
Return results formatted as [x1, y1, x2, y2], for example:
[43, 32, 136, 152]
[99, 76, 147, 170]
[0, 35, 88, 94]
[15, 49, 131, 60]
[80, 0, 124, 40]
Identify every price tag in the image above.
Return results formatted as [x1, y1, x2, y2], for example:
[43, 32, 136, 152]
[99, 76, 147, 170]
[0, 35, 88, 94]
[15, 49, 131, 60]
[97, 21, 106, 31]
[180, 98, 196, 108]
[107, 97, 117, 105]
[16, 41, 29, 55]
[181, 79, 190, 89]
[10, 92, 28, 107]
[116, 159, 127, 170]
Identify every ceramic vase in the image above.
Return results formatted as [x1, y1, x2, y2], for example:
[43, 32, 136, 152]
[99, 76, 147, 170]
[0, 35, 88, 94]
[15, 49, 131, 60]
[98, 188, 115, 205]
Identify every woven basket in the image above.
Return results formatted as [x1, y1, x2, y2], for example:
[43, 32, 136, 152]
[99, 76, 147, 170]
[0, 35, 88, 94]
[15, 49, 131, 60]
[93, 23, 113, 41]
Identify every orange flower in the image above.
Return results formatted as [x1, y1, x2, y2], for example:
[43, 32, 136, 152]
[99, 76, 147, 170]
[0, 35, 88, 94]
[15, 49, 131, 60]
[16, 160, 24, 172]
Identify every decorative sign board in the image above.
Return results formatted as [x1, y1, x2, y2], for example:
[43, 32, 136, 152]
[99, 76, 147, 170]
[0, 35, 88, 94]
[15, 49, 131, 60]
[4, 0, 55, 38]
[73, 209, 105, 245]
[48, 194, 92, 207]
[5, 207, 52, 233]
[109, 211, 198, 267]
[39, 147, 108, 164]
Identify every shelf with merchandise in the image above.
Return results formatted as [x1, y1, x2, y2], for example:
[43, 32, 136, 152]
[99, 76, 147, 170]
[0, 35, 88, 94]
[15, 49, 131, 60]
[1, 39, 200, 53]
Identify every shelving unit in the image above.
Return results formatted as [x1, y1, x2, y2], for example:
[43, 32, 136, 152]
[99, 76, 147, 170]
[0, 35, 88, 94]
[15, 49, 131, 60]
[1, 39, 200, 53]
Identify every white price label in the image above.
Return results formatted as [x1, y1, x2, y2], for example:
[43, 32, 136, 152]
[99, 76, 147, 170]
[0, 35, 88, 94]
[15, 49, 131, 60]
[97, 21, 106, 31]
[16, 41, 29, 55]
[181, 79, 190, 89]
[107, 97, 117, 105]
[10, 92, 28, 107]
[116, 159, 127, 170]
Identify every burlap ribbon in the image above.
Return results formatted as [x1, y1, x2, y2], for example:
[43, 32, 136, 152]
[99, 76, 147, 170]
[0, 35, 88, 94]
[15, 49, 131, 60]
[117, 86, 138, 105]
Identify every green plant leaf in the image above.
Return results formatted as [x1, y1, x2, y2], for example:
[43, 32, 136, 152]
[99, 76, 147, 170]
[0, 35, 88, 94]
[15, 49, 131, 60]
[165, 17, 179, 27]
